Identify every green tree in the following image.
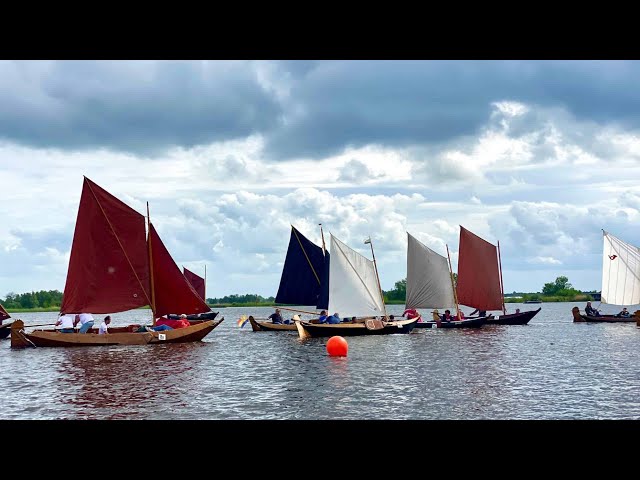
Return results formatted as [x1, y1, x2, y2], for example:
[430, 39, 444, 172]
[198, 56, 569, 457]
[542, 276, 579, 297]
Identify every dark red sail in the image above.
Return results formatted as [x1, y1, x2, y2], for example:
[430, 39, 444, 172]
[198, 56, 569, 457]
[456, 226, 503, 311]
[0, 303, 10, 321]
[60, 177, 151, 314]
[149, 224, 211, 318]
[183, 267, 206, 300]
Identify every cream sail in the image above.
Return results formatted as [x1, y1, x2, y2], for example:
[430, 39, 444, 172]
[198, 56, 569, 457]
[328, 234, 385, 317]
[406, 232, 455, 309]
[601, 231, 640, 305]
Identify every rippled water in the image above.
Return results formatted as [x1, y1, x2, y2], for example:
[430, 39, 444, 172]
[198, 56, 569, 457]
[2, 302, 639, 419]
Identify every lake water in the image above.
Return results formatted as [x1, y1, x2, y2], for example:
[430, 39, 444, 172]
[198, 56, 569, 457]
[1, 302, 639, 419]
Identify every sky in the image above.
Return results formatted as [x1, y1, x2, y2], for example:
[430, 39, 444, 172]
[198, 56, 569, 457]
[1, 60, 639, 299]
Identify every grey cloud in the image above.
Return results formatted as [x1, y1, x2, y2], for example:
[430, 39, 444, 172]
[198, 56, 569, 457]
[0, 60, 282, 155]
[6, 60, 640, 160]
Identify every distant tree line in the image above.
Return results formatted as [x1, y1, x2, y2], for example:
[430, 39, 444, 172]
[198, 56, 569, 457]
[1, 290, 63, 309]
[206, 293, 275, 305]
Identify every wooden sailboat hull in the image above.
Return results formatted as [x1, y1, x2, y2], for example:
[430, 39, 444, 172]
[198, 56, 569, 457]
[296, 317, 418, 337]
[0, 322, 12, 339]
[414, 316, 487, 329]
[486, 307, 541, 325]
[10, 319, 223, 348]
[248, 317, 297, 331]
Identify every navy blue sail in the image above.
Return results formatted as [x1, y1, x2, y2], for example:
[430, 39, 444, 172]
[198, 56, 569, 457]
[316, 252, 330, 310]
[275, 226, 326, 306]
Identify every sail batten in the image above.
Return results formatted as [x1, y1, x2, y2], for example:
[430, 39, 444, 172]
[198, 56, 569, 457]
[406, 233, 456, 309]
[149, 224, 211, 318]
[328, 234, 385, 317]
[601, 231, 640, 305]
[275, 226, 327, 307]
[61, 177, 151, 314]
[184, 267, 206, 300]
[456, 226, 503, 311]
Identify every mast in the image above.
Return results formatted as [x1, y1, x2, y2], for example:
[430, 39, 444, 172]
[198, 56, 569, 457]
[147, 202, 157, 325]
[319, 223, 327, 256]
[366, 236, 388, 320]
[497, 240, 506, 315]
[204, 264, 207, 300]
[446, 244, 461, 319]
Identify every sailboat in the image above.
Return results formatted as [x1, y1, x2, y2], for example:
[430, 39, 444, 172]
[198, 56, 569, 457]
[572, 230, 640, 323]
[10, 177, 223, 348]
[406, 232, 486, 329]
[248, 225, 329, 332]
[457, 226, 541, 325]
[0, 303, 12, 339]
[167, 267, 219, 321]
[295, 234, 418, 338]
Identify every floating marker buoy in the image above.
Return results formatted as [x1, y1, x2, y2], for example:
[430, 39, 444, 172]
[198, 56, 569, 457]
[327, 336, 348, 357]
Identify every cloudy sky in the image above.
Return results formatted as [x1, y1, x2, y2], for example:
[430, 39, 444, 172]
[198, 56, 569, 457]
[1, 60, 639, 300]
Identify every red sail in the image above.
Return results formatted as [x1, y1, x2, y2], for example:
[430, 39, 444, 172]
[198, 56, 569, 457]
[61, 177, 151, 314]
[456, 226, 503, 311]
[183, 267, 206, 300]
[149, 224, 211, 318]
[0, 303, 10, 321]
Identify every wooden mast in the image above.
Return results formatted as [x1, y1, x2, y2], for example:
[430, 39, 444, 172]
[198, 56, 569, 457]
[446, 244, 461, 319]
[497, 240, 506, 315]
[319, 223, 327, 256]
[147, 202, 157, 325]
[204, 264, 207, 301]
[367, 236, 388, 320]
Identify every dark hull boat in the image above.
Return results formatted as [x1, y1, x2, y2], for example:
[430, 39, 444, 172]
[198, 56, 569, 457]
[295, 317, 418, 338]
[167, 311, 219, 322]
[486, 307, 541, 325]
[414, 315, 487, 329]
[0, 322, 12, 339]
[572, 307, 636, 323]
[0, 304, 11, 338]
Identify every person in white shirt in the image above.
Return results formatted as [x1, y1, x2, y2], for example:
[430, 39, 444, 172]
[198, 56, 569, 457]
[74, 312, 95, 333]
[98, 315, 111, 335]
[55, 313, 75, 333]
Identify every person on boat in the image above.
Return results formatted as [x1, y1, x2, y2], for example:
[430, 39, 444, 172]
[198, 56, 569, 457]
[98, 315, 111, 334]
[469, 308, 486, 317]
[441, 309, 454, 322]
[515, 308, 521, 314]
[55, 313, 75, 333]
[585, 301, 601, 316]
[317, 310, 329, 323]
[268, 308, 284, 324]
[402, 308, 420, 320]
[326, 312, 341, 324]
[74, 312, 95, 333]
[147, 324, 173, 332]
[616, 307, 630, 318]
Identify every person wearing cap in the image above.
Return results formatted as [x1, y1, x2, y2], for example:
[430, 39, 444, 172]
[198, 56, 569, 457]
[268, 308, 283, 324]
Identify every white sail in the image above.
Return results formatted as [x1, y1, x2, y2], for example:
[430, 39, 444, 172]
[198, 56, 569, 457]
[601, 231, 640, 305]
[328, 234, 385, 317]
[406, 232, 456, 309]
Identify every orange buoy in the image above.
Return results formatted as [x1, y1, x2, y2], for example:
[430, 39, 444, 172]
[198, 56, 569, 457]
[326, 336, 348, 357]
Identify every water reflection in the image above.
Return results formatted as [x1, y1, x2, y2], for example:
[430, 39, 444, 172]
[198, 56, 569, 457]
[2, 302, 640, 419]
